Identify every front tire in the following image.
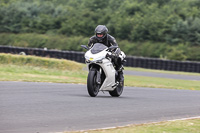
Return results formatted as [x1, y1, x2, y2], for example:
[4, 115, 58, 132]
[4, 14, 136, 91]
[87, 69, 100, 97]
[109, 80, 124, 97]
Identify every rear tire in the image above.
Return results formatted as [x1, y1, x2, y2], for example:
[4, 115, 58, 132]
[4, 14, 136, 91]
[109, 80, 124, 97]
[87, 69, 100, 97]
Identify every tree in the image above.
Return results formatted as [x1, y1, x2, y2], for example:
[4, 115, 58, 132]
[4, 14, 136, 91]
[167, 17, 200, 46]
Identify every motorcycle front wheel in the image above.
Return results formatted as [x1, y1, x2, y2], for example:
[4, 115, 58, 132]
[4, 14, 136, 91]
[87, 69, 100, 97]
[109, 80, 124, 97]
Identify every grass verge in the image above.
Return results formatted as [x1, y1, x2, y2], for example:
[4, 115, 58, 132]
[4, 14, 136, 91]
[0, 53, 200, 90]
[126, 67, 200, 76]
[0, 64, 87, 84]
[125, 75, 200, 90]
[0, 53, 83, 71]
[66, 118, 200, 133]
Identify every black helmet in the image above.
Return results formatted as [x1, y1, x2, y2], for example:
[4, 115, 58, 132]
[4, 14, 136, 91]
[95, 25, 108, 41]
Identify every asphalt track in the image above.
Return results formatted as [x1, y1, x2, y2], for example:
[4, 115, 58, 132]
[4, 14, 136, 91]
[0, 81, 200, 133]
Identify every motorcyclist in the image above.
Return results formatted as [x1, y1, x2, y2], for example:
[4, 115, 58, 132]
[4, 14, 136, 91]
[88, 25, 125, 85]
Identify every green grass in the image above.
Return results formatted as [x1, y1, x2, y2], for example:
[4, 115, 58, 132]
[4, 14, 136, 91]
[0, 53, 200, 90]
[125, 75, 200, 90]
[0, 64, 87, 84]
[0, 53, 84, 70]
[0, 53, 87, 83]
[66, 119, 200, 133]
[126, 67, 200, 76]
[0, 64, 199, 90]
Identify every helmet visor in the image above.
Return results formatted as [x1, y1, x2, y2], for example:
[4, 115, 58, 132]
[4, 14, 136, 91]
[96, 33, 104, 38]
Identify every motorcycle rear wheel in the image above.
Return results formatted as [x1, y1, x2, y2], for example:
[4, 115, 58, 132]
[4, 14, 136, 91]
[87, 69, 100, 97]
[109, 80, 124, 97]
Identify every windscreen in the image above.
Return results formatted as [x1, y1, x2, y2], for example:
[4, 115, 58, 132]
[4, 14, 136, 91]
[91, 43, 107, 54]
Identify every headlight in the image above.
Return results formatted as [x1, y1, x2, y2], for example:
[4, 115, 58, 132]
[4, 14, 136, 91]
[89, 58, 94, 61]
[85, 55, 105, 63]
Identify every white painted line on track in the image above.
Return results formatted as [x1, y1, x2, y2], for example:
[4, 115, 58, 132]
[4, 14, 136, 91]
[71, 116, 200, 133]
[167, 116, 200, 122]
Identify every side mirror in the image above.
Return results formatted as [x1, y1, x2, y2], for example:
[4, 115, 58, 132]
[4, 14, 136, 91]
[108, 46, 118, 51]
[81, 45, 89, 50]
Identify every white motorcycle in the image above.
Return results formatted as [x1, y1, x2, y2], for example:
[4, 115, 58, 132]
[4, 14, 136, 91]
[81, 43, 126, 97]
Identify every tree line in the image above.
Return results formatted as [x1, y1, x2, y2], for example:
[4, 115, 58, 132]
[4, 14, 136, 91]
[0, 0, 200, 61]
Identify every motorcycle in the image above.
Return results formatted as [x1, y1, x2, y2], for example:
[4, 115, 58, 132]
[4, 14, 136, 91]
[81, 43, 126, 97]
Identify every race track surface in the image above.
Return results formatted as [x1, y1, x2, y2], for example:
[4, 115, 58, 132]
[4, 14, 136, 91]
[0, 81, 200, 133]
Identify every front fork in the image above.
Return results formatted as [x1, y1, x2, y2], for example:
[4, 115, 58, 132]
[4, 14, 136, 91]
[96, 68, 102, 84]
[89, 64, 102, 85]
